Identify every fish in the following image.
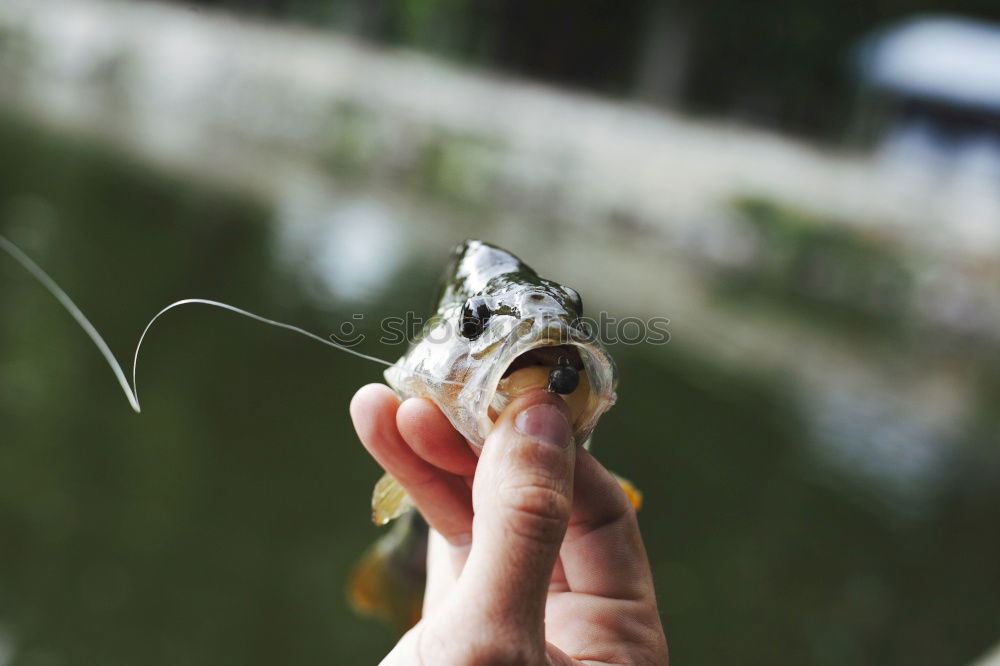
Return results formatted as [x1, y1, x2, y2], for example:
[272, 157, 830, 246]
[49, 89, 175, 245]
[348, 240, 641, 631]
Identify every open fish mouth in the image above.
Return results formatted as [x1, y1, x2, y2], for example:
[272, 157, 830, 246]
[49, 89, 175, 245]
[481, 329, 616, 444]
[489, 344, 587, 422]
[500, 344, 585, 378]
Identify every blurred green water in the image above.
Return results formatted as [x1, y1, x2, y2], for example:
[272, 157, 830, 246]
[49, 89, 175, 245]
[1, 117, 999, 665]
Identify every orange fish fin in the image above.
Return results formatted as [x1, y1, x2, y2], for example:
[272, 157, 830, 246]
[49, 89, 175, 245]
[612, 472, 643, 511]
[347, 512, 427, 633]
[372, 473, 414, 526]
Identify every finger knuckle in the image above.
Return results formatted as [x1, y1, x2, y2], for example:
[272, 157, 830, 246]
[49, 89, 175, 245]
[498, 481, 571, 545]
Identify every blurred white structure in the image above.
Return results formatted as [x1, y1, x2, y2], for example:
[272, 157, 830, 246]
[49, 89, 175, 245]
[863, 17, 1000, 113]
[859, 17, 1000, 242]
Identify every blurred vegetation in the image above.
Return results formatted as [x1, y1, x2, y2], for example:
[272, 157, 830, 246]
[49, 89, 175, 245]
[2, 114, 1000, 665]
[714, 196, 914, 336]
[169, 0, 1000, 138]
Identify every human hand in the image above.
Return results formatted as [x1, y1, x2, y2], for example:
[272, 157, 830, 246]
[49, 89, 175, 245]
[350, 384, 668, 665]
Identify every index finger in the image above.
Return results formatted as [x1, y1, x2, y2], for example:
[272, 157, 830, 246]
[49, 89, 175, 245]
[349, 384, 474, 545]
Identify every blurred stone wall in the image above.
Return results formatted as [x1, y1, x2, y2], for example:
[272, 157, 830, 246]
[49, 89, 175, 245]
[2, 0, 999, 341]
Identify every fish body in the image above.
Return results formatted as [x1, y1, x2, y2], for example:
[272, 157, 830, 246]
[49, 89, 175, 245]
[349, 240, 628, 630]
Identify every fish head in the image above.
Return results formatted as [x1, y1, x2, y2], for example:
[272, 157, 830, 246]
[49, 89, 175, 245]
[385, 240, 617, 449]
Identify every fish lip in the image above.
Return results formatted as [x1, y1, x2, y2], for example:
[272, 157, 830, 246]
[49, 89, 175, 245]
[466, 320, 617, 447]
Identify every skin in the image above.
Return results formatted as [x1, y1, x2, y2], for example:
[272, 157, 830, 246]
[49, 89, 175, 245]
[350, 384, 669, 665]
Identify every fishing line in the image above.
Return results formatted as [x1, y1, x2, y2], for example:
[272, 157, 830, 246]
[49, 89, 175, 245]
[1, 235, 143, 411]
[1, 234, 464, 413]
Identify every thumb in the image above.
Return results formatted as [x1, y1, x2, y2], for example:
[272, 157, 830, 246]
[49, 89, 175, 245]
[460, 390, 575, 637]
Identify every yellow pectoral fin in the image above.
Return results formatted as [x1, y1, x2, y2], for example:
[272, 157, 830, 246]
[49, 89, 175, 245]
[372, 473, 414, 526]
[612, 472, 643, 511]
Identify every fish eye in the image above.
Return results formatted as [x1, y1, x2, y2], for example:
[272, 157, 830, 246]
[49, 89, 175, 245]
[461, 298, 491, 340]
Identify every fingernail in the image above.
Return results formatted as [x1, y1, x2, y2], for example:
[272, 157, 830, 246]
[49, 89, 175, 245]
[515, 403, 571, 449]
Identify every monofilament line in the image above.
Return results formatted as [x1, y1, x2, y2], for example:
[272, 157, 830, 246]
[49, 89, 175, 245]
[1, 235, 142, 411]
[131, 299, 422, 411]
[2, 234, 463, 413]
